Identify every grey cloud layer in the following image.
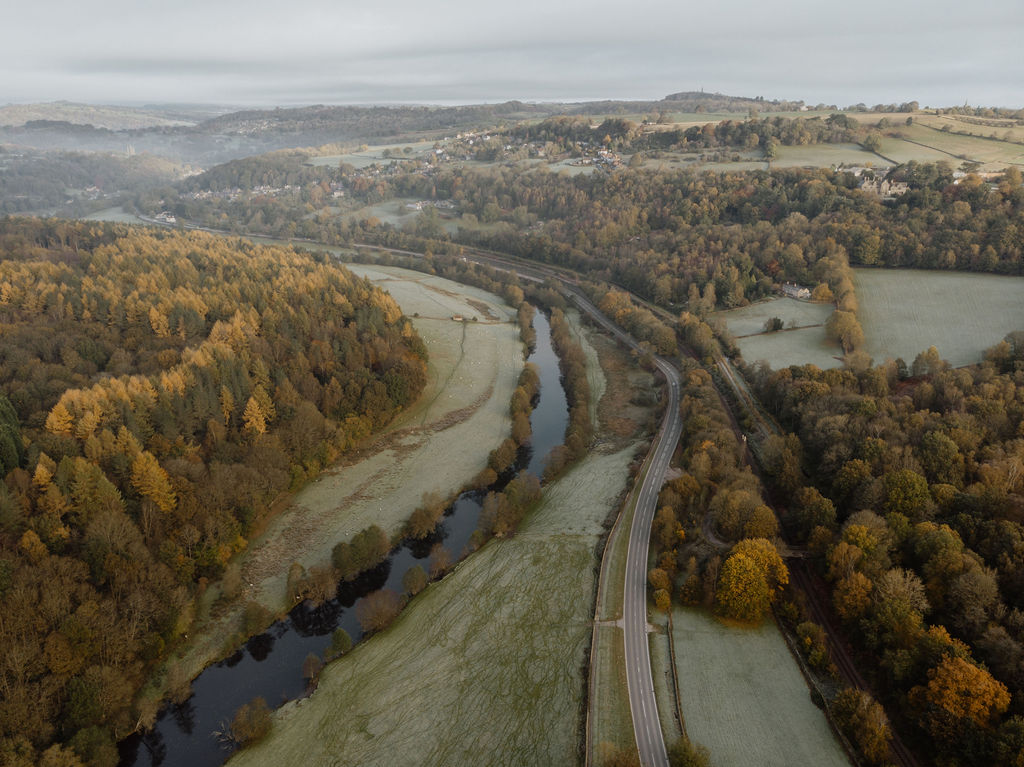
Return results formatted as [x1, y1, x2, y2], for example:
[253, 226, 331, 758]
[2, 0, 1021, 106]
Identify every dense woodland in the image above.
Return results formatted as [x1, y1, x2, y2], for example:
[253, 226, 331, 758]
[0, 219, 427, 765]
[748, 347, 1024, 765]
[8, 113, 1024, 765]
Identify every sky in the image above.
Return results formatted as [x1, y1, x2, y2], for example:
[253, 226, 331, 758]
[1, 0, 1022, 108]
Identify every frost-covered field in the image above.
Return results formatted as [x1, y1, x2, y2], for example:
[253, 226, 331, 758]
[670, 608, 848, 767]
[306, 141, 435, 168]
[855, 268, 1024, 367]
[340, 197, 422, 227]
[83, 206, 147, 223]
[714, 298, 831, 338]
[714, 298, 842, 369]
[231, 317, 642, 767]
[735, 329, 842, 370]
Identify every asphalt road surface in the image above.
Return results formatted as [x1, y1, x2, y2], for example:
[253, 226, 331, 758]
[566, 290, 678, 767]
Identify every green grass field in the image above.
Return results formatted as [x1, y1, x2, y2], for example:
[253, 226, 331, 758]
[877, 123, 1024, 170]
[913, 114, 1024, 145]
[772, 142, 893, 169]
[855, 268, 1024, 367]
[668, 607, 848, 767]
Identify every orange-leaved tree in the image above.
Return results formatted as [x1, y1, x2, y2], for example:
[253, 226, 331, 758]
[909, 654, 1010, 741]
[715, 538, 788, 622]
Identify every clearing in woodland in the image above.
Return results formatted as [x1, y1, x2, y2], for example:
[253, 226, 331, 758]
[229, 316, 649, 767]
[854, 268, 1024, 367]
[713, 298, 841, 369]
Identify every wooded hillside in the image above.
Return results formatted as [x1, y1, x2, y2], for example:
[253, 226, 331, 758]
[0, 219, 426, 765]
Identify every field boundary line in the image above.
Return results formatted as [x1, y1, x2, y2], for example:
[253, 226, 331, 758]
[664, 611, 688, 742]
[913, 122, 1024, 165]
[772, 607, 862, 767]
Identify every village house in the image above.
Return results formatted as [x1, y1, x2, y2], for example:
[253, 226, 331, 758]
[859, 177, 910, 199]
[782, 282, 811, 300]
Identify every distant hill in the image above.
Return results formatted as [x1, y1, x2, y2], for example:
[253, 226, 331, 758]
[197, 101, 548, 138]
[661, 90, 811, 112]
[0, 101, 196, 130]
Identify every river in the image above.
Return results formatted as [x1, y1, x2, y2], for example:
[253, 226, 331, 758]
[118, 309, 568, 767]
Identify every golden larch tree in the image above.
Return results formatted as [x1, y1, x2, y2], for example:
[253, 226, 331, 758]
[131, 451, 177, 513]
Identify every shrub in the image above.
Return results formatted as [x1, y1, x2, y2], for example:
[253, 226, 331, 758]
[329, 628, 352, 658]
[230, 697, 272, 747]
[355, 588, 403, 633]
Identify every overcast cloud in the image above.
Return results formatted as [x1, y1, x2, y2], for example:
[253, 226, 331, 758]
[2, 0, 1022, 107]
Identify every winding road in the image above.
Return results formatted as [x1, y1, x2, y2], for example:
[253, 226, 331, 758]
[564, 291, 679, 767]
[352, 241, 681, 766]
[136, 213, 921, 765]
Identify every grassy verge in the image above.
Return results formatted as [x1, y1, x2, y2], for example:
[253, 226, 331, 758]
[650, 614, 684, 746]
[589, 627, 636, 759]
[586, 329, 657, 762]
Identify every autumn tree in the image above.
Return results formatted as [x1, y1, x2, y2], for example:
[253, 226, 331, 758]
[832, 688, 891, 764]
[401, 564, 428, 596]
[825, 310, 864, 353]
[909, 655, 1010, 741]
[882, 469, 931, 520]
[715, 538, 788, 622]
[406, 490, 446, 539]
[667, 735, 711, 767]
[230, 697, 272, 747]
[355, 588, 403, 633]
[242, 396, 267, 437]
[834, 571, 873, 622]
[130, 451, 176, 513]
[328, 628, 352, 658]
[0, 220, 431, 759]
